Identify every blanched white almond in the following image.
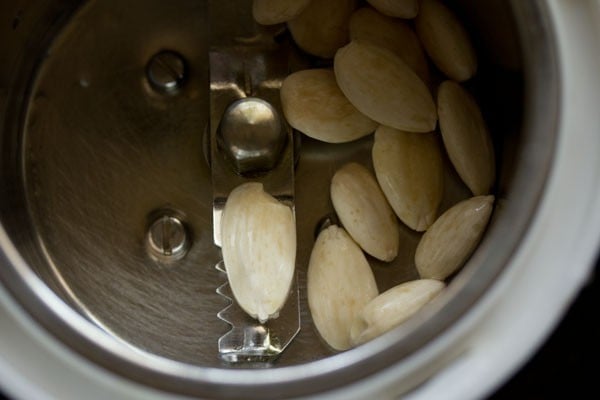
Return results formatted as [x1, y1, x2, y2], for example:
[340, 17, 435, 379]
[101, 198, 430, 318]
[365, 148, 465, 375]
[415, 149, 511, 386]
[331, 163, 399, 261]
[252, 0, 311, 25]
[372, 126, 444, 232]
[415, 195, 494, 280]
[308, 225, 378, 351]
[287, 0, 356, 58]
[366, 0, 419, 19]
[349, 7, 430, 83]
[221, 182, 296, 323]
[280, 69, 377, 143]
[437, 80, 495, 196]
[415, 0, 477, 82]
[334, 41, 436, 132]
[351, 279, 445, 345]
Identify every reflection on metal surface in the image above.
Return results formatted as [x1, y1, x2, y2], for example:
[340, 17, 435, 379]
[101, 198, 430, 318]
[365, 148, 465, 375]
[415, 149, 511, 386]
[18, 0, 221, 366]
[217, 97, 286, 176]
[145, 50, 188, 95]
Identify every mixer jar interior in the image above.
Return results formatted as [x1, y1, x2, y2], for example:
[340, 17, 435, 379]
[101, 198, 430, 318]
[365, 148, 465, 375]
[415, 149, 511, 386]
[0, 0, 558, 397]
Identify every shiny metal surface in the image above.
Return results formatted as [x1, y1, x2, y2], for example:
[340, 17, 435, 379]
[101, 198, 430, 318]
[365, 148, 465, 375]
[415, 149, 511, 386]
[208, 9, 301, 363]
[145, 50, 188, 95]
[0, 0, 559, 398]
[209, 7, 297, 248]
[9, 0, 221, 366]
[217, 98, 286, 175]
[146, 214, 189, 263]
[216, 260, 301, 364]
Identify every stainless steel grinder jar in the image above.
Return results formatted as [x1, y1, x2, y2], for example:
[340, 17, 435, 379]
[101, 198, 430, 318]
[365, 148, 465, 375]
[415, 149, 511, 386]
[2, 1, 600, 399]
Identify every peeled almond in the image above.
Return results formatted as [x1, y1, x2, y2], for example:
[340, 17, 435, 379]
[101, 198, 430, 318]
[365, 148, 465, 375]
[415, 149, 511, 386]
[415, 195, 494, 280]
[308, 225, 378, 351]
[221, 182, 296, 323]
[331, 162, 399, 261]
[349, 7, 430, 83]
[351, 279, 445, 345]
[280, 69, 377, 143]
[366, 0, 419, 19]
[415, 0, 477, 82]
[334, 41, 436, 132]
[372, 126, 444, 231]
[288, 0, 357, 58]
[437, 80, 495, 196]
[252, 0, 311, 25]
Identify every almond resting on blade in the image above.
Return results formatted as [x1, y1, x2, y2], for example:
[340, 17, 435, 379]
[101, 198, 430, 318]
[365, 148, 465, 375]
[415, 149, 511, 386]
[220, 182, 296, 323]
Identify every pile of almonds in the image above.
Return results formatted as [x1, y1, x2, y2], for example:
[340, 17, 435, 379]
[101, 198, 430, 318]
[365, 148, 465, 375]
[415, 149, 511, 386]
[221, 0, 496, 352]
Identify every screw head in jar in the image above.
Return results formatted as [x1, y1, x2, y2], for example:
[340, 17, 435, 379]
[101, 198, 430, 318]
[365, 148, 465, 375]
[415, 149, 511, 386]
[145, 50, 188, 95]
[146, 214, 190, 263]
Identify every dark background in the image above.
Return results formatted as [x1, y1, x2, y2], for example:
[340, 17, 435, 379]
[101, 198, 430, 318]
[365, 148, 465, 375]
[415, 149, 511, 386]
[1, 258, 598, 399]
[489, 256, 599, 399]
